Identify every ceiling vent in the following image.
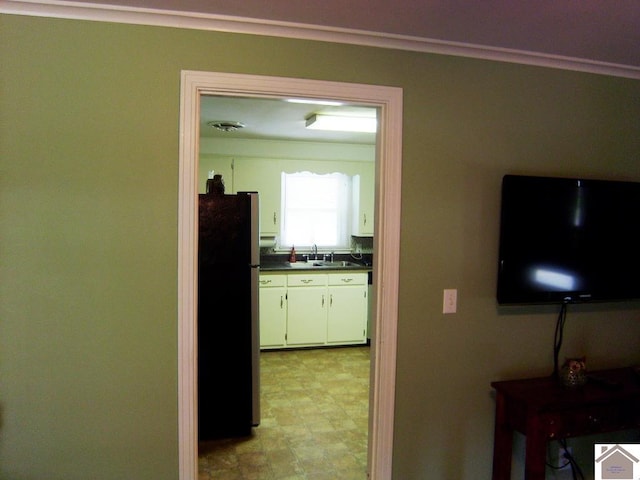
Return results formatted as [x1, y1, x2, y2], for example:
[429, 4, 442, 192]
[207, 121, 245, 132]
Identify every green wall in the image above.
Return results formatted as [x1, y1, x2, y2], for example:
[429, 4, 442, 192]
[1, 13, 639, 480]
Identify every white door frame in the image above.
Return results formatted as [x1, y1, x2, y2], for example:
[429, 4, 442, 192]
[177, 70, 402, 480]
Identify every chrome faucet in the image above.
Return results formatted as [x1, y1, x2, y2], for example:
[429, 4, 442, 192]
[312, 244, 318, 260]
[323, 251, 334, 263]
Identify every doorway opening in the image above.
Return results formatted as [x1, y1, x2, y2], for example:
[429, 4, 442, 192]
[178, 71, 402, 479]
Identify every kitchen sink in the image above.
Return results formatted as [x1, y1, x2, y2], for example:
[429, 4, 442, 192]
[315, 260, 362, 268]
[287, 260, 362, 269]
[287, 262, 314, 268]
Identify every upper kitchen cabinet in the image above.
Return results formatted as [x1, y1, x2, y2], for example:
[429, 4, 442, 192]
[352, 162, 375, 236]
[234, 157, 281, 236]
[198, 154, 281, 236]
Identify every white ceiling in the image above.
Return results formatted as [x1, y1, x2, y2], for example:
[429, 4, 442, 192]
[63, 0, 640, 67]
[200, 96, 377, 144]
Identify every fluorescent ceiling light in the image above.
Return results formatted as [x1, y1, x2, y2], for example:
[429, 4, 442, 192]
[305, 113, 377, 133]
[286, 98, 344, 106]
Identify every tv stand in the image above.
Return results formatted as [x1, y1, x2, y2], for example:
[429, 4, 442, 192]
[491, 367, 640, 480]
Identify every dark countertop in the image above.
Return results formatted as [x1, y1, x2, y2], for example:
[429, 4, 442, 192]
[261, 262, 372, 272]
[260, 253, 372, 272]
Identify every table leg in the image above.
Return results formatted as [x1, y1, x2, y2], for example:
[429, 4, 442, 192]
[524, 416, 547, 480]
[492, 392, 513, 480]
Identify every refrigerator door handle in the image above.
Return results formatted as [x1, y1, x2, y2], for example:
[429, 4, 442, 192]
[248, 191, 261, 427]
[250, 264, 260, 426]
[248, 192, 260, 267]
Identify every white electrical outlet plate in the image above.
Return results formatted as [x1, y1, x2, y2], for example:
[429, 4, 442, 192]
[557, 446, 572, 470]
[443, 289, 457, 314]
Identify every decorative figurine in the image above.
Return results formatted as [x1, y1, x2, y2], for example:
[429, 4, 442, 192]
[559, 357, 587, 388]
[206, 174, 225, 194]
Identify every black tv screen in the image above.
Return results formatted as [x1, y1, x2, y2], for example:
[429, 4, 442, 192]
[497, 175, 640, 305]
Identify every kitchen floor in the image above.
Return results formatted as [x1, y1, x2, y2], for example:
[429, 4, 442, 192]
[198, 346, 370, 479]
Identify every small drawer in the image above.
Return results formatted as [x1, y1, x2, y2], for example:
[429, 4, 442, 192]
[287, 273, 328, 287]
[328, 272, 367, 286]
[259, 274, 286, 288]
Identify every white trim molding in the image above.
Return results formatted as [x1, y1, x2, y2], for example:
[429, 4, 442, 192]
[178, 71, 402, 480]
[2, 0, 640, 79]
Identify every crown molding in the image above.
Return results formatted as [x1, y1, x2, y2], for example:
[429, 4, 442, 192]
[2, 0, 640, 80]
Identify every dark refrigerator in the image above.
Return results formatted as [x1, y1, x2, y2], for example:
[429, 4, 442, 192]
[198, 191, 260, 440]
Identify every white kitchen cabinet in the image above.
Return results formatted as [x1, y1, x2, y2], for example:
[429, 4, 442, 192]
[352, 163, 375, 236]
[286, 273, 328, 346]
[258, 274, 287, 349]
[234, 158, 281, 236]
[259, 270, 369, 349]
[327, 273, 368, 344]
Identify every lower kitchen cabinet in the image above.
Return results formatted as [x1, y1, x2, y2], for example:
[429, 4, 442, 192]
[258, 274, 287, 349]
[259, 271, 368, 349]
[286, 273, 328, 346]
[327, 273, 368, 345]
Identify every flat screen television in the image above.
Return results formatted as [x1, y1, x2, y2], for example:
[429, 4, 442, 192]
[497, 174, 640, 305]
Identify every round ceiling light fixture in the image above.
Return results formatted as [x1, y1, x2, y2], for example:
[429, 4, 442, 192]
[207, 121, 245, 132]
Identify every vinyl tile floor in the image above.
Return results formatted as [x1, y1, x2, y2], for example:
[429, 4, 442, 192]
[198, 346, 371, 479]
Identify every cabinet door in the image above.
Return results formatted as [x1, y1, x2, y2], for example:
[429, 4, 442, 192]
[234, 158, 281, 236]
[286, 286, 327, 346]
[259, 285, 287, 349]
[327, 273, 368, 344]
[327, 287, 367, 344]
[352, 163, 375, 236]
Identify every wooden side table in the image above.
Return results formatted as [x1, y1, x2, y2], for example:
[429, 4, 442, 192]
[491, 368, 640, 480]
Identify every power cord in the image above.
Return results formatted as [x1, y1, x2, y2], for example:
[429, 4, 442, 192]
[546, 439, 584, 480]
[552, 300, 570, 379]
[549, 301, 585, 480]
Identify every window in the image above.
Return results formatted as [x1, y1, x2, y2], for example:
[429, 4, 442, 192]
[280, 171, 351, 249]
